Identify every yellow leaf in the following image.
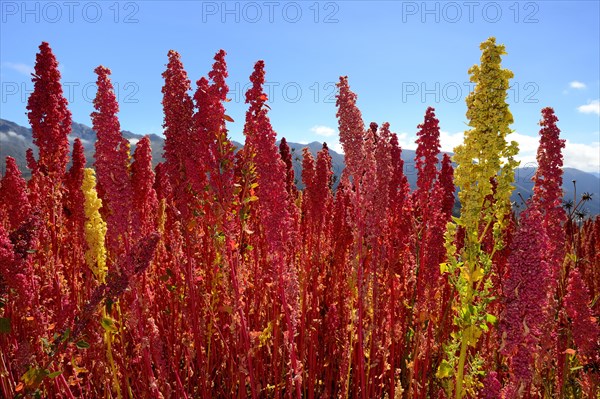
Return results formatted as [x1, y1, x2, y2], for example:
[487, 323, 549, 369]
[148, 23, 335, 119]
[471, 268, 484, 282]
[440, 263, 448, 274]
[21, 367, 47, 390]
[465, 325, 482, 347]
[436, 360, 453, 378]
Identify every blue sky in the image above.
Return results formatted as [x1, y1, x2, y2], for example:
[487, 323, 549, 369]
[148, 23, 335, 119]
[1, 0, 599, 172]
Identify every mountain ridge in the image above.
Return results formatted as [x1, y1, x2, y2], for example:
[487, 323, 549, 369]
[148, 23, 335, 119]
[1, 118, 598, 215]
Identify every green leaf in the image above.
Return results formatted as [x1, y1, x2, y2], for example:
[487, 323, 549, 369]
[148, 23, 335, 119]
[76, 340, 90, 349]
[46, 370, 62, 379]
[0, 317, 11, 333]
[101, 317, 118, 333]
[60, 328, 71, 343]
[485, 313, 497, 324]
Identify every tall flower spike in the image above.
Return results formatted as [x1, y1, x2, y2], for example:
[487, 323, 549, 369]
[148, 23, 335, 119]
[301, 147, 316, 198]
[280, 137, 298, 200]
[0, 157, 31, 230]
[530, 107, 568, 393]
[367, 122, 393, 248]
[412, 107, 444, 307]
[193, 49, 235, 205]
[388, 133, 412, 221]
[243, 60, 301, 397]
[336, 76, 365, 184]
[443, 37, 519, 398]
[82, 168, 108, 282]
[243, 60, 292, 249]
[161, 50, 195, 216]
[63, 138, 87, 295]
[335, 76, 372, 397]
[314, 143, 334, 222]
[438, 154, 455, 219]
[26, 42, 71, 178]
[533, 108, 565, 206]
[92, 65, 132, 254]
[65, 138, 87, 229]
[413, 106, 441, 218]
[456, 37, 518, 239]
[532, 107, 567, 280]
[131, 136, 158, 238]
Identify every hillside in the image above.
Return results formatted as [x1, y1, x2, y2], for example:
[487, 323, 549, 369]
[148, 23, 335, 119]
[0, 119, 165, 176]
[1, 118, 598, 214]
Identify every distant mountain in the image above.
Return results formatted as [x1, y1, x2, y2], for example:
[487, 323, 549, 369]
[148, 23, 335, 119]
[512, 167, 600, 215]
[0, 118, 165, 177]
[1, 118, 599, 215]
[0, 119, 32, 173]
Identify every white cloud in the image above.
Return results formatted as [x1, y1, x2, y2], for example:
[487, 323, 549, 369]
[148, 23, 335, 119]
[128, 138, 140, 145]
[310, 125, 336, 137]
[439, 130, 464, 153]
[393, 132, 414, 150]
[508, 132, 600, 174]
[2, 62, 34, 76]
[408, 130, 600, 174]
[304, 127, 600, 174]
[0, 130, 26, 142]
[507, 132, 540, 167]
[392, 130, 464, 153]
[328, 140, 344, 154]
[569, 81, 587, 89]
[577, 100, 600, 115]
[563, 140, 600, 173]
[307, 125, 343, 153]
